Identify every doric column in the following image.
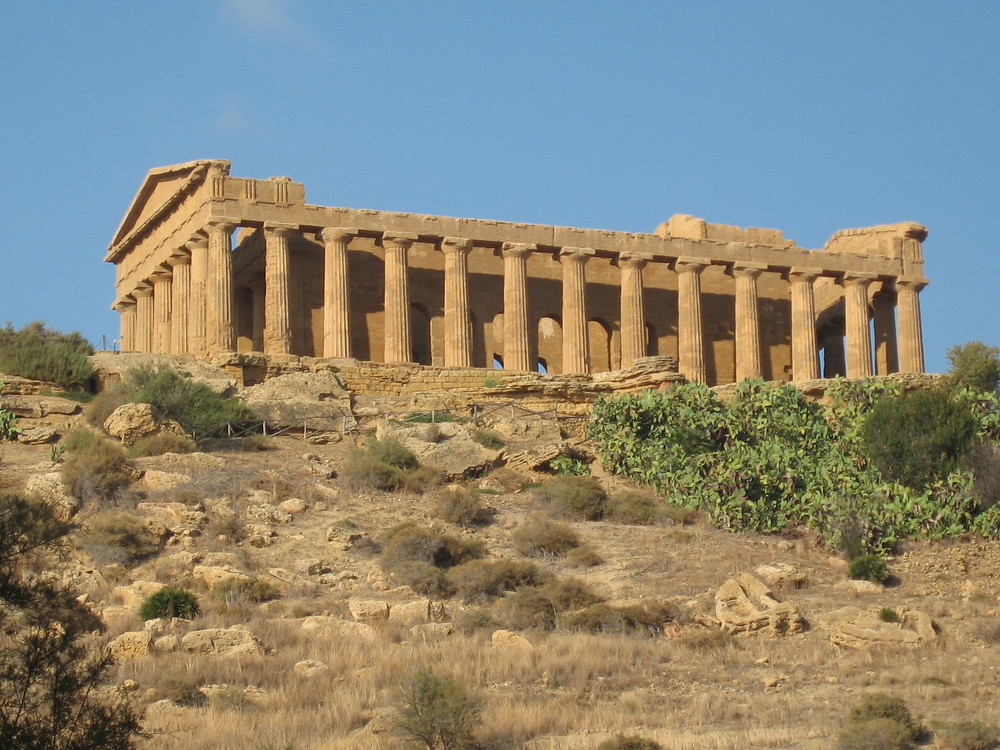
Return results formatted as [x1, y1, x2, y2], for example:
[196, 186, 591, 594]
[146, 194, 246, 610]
[618, 252, 650, 369]
[383, 232, 417, 363]
[676, 257, 710, 384]
[872, 289, 899, 375]
[185, 236, 209, 356]
[441, 237, 473, 367]
[501, 242, 535, 372]
[733, 262, 766, 381]
[560, 247, 594, 374]
[843, 271, 878, 378]
[134, 287, 154, 353]
[789, 267, 822, 381]
[320, 226, 357, 358]
[263, 222, 295, 355]
[116, 300, 136, 352]
[251, 283, 265, 351]
[169, 255, 191, 355]
[896, 277, 927, 373]
[205, 221, 237, 353]
[150, 270, 172, 354]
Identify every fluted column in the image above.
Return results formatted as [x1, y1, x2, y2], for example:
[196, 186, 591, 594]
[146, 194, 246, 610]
[501, 242, 535, 372]
[321, 226, 357, 358]
[116, 300, 136, 352]
[618, 252, 650, 369]
[560, 247, 594, 374]
[789, 267, 821, 381]
[169, 256, 191, 355]
[151, 271, 172, 354]
[205, 221, 236, 353]
[896, 277, 927, 373]
[843, 271, 877, 378]
[134, 287, 154, 353]
[676, 257, 710, 384]
[733, 262, 766, 381]
[186, 236, 209, 356]
[263, 223, 295, 355]
[383, 232, 417, 363]
[872, 289, 899, 375]
[251, 284, 265, 351]
[441, 237, 473, 367]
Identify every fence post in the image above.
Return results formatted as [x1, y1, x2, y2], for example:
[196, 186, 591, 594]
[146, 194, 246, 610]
[262, 421, 267, 437]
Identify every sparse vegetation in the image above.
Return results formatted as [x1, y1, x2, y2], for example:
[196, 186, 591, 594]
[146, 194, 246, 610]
[343, 437, 442, 493]
[605, 490, 663, 525]
[470, 428, 505, 450]
[532, 475, 608, 520]
[395, 667, 481, 750]
[128, 431, 196, 457]
[0, 321, 94, 389]
[79, 511, 159, 565]
[432, 488, 490, 527]
[60, 429, 134, 503]
[445, 559, 546, 603]
[597, 735, 662, 750]
[139, 586, 201, 620]
[936, 719, 1000, 750]
[839, 694, 919, 750]
[512, 516, 581, 557]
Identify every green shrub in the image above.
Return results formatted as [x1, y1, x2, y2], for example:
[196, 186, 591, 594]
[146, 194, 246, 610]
[0, 322, 94, 389]
[121, 364, 253, 433]
[862, 388, 979, 489]
[395, 667, 481, 750]
[848, 554, 889, 584]
[533, 476, 608, 520]
[446, 559, 546, 603]
[0, 399, 18, 441]
[80, 511, 158, 565]
[369, 437, 418, 471]
[343, 439, 440, 493]
[60, 429, 134, 503]
[937, 719, 1000, 750]
[597, 735, 662, 750]
[140, 586, 200, 620]
[947, 341, 1000, 395]
[847, 694, 919, 739]
[470, 429, 505, 450]
[548, 455, 589, 475]
[433, 488, 490, 527]
[879, 607, 900, 623]
[512, 517, 580, 557]
[343, 450, 405, 490]
[606, 490, 663, 525]
[838, 718, 913, 750]
[128, 432, 196, 457]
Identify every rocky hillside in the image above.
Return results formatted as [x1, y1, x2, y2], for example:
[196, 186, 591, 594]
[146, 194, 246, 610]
[2, 369, 1000, 750]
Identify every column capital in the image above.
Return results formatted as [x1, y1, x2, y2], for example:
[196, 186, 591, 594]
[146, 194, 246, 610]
[895, 276, 929, 292]
[559, 246, 595, 261]
[168, 254, 191, 267]
[383, 231, 418, 249]
[133, 286, 152, 298]
[441, 236, 473, 254]
[321, 226, 358, 243]
[205, 219, 237, 234]
[149, 266, 172, 281]
[501, 242, 536, 258]
[617, 251, 653, 269]
[675, 256, 711, 273]
[263, 222, 298, 237]
[842, 270, 879, 286]
[185, 236, 209, 252]
[113, 299, 135, 312]
[788, 266, 824, 282]
[731, 261, 767, 278]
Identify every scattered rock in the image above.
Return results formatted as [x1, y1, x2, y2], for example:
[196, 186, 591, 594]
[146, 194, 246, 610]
[109, 631, 153, 660]
[114, 580, 166, 608]
[24, 472, 80, 520]
[835, 579, 884, 595]
[104, 403, 185, 446]
[278, 497, 308, 514]
[818, 607, 937, 649]
[376, 420, 504, 480]
[390, 599, 447, 626]
[300, 615, 376, 642]
[238, 372, 355, 431]
[491, 629, 534, 652]
[141, 470, 190, 491]
[17, 426, 57, 444]
[715, 574, 803, 636]
[349, 600, 390, 622]
[193, 565, 252, 588]
[754, 563, 806, 588]
[294, 660, 330, 677]
[180, 627, 264, 656]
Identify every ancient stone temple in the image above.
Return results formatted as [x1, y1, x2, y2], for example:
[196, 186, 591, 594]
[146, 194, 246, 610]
[107, 160, 928, 385]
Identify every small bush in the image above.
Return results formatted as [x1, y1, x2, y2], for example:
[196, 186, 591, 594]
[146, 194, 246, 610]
[128, 432, 196, 457]
[140, 586, 200, 620]
[533, 476, 608, 520]
[838, 718, 913, 750]
[446, 559, 546, 603]
[539, 577, 603, 610]
[879, 607, 901, 623]
[395, 667, 481, 750]
[210, 577, 280, 607]
[847, 694, 919, 739]
[496, 588, 559, 631]
[433, 488, 490, 527]
[240, 435, 276, 451]
[938, 720, 1000, 750]
[470, 429, 505, 450]
[388, 561, 454, 598]
[402, 465, 445, 494]
[83, 385, 126, 428]
[679, 630, 732, 652]
[369, 437, 419, 471]
[606, 490, 663, 525]
[343, 450, 406, 491]
[453, 607, 498, 634]
[512, 517, 580, 557]
[849, 554, 889, 584]
[565, 545, 604, 568]
[154, 675, 206, 707]
[548, 455, 589, 475]
[380, 525, 483, 573]
[0, 322, 94, 389]
[597, 735, 662, 750]
[60, 429, 134, 502]
[80, 511, 158, 565]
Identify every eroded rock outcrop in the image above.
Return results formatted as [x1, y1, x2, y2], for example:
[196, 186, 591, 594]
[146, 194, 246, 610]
[714, 574, 803, 636]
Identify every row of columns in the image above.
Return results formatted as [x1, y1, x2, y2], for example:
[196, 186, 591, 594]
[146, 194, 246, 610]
[119, 223, 926, 381]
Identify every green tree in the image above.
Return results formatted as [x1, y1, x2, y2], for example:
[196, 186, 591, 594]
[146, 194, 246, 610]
[396, 667, 481, 750]
[0, 493, 142, 749]
[947, 341, 1000, 395]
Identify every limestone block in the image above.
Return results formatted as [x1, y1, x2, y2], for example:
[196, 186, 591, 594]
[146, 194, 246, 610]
[299, 615, 376, 642]
[109, 631, 153, 661]
[753, 563, 806, 588]
[375, 420, 503, 480]
[17, 427, 57, 445]
[349, 600, 390, 622]
[816, 606, 937, 649]
[141, 470, 190, 491]
[180, 627, 264, 656]
[103, 403, 185, 446]
[245, 504, 293, 524]
[714, 574, 802, 636]
[153, 635, 179, 653]
[294, 659, 330, 677]
[390, 599, 447, 626]
[114, 580, 166, 608]
[238, 371, 355, 430]
[490, 629, 534, 652]
[410, 623, 453, 641]
[24, 472, 80, 520]
[278, 497, 307, 514]
[192, 565, 252, 588]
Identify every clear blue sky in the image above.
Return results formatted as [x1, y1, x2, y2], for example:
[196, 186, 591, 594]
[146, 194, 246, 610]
[1, 1, 997, 373]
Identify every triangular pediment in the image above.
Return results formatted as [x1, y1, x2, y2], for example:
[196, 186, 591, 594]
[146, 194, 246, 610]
[106, 160, 230, 258]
